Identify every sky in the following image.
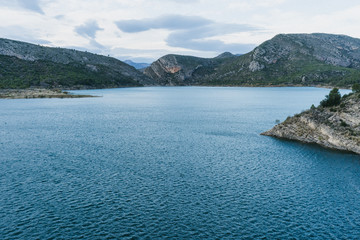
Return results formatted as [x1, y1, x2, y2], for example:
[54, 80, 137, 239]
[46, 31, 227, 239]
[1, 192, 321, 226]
[0, 0, 360, 63]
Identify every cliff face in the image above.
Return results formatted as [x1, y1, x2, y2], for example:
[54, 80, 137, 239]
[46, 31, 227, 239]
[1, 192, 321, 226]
[209, 33, 360, 86]
[143, 53, 235, 85]
[0, 38, 153, 89]
[145, 33, 360, 87]
[262, 93, 360, 154]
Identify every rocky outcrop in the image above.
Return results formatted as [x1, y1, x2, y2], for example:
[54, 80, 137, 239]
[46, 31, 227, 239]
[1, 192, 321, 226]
[0, 38, 153, 89]
[0, 89, 96, 99]
[261, 92, 360, 154]
[145, 33, 360, 87]
[143, 53, 235, 85]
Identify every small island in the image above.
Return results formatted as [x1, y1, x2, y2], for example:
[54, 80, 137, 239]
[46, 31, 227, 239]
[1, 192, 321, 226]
[0, 88, 96, 99]
[262, 85, 360, 155]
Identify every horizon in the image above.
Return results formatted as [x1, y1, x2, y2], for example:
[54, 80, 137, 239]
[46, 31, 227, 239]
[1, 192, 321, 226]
[1, 0, 360, 63]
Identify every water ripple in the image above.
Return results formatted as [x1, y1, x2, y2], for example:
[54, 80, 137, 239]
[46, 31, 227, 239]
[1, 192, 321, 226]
[1, 87, 359, 239]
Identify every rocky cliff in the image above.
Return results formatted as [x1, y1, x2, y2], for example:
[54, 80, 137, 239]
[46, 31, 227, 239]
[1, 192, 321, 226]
[0, 38, 153, 89]
[143, 53, 235, 85]
[145, 33, 360, 87]
[3, 33, 360, 89]
[261, 92, 360, 154]
[210, 33, 360, 86]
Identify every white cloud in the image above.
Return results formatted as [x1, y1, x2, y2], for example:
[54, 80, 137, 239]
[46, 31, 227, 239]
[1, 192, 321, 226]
[0, 0, 360, 62]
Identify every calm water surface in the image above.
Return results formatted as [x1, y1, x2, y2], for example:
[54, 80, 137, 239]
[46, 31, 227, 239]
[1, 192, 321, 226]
[1, 87, 359, 239]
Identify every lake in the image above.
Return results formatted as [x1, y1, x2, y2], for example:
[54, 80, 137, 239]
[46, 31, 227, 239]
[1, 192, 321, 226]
[1, 87, 359, 239]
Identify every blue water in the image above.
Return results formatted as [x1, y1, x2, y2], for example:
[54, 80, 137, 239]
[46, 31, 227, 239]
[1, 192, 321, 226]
[1, 87, 359, 239]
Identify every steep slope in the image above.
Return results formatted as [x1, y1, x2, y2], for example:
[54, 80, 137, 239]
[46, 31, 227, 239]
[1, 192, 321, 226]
[0, 38, 153, 89]
[143, 52, 236, 85]
[262, 92, 360, 154]
[145, 33, 360, 87]
[207, 33, 360, 86]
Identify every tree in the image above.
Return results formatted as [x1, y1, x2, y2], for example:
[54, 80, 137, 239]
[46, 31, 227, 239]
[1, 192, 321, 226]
[352, 83, 360, 93]
[320, 88, 341, 107]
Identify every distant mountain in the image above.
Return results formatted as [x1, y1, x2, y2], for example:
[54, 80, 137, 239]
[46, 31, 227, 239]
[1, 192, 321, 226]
[208, 33, 360, 87]
[0, 38, 153, 89]
[214, 52, 236, 59]
[145, 33, 360, 87]
[3, 34, 360, 89]
[124, 60, 150, 70]
[143, 52, 235, 85]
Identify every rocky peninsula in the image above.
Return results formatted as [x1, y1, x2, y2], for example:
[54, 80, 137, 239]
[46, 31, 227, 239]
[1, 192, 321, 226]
[0, 89, 96, 99]
[262, 89, 360, 155]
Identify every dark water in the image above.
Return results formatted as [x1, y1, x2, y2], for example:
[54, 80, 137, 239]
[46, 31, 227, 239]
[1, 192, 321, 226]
[1, 87, 359, 239]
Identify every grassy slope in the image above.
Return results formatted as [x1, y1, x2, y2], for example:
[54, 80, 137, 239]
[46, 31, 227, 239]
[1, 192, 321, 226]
[201, 34, 360, 87]
[207, 57, 360, 87]
[0, 55, 141, 89]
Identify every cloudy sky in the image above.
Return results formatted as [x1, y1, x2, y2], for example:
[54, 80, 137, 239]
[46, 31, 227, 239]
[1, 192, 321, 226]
[0, 0, 360, 62]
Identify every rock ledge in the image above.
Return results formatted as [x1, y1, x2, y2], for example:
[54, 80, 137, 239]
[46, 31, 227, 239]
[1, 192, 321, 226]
[262, 93, 360, 154]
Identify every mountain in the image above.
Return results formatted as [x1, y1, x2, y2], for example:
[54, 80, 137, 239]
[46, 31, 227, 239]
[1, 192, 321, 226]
[3, 33, 360, 89]
[143, 52, 236, 85]
[124, 60, 150, 70]
[145, 33, 360, 87]
[0, 38, 153, 89]
[208, 33, 360, 86]
[262, 90, 360, 155]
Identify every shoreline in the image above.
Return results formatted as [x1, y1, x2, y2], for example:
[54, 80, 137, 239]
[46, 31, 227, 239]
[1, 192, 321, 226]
[0, 88, 97, 99]
[261, 91, 360, 155]
[0, 84, 352, 99]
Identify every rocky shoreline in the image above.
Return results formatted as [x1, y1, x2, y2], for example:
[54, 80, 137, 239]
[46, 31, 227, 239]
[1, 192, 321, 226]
[261, 91, 360, 155]
[0, 89, 96, 99]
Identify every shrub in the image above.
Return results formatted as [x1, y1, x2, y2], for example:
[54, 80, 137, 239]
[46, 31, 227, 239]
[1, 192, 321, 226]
[320, 88, 341, 107]
[352, 83, 360, 93]
[342, 92, 353, 99]
[340, 120, 349, 127]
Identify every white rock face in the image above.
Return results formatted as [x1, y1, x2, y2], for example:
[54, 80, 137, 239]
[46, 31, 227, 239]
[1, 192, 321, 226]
[262, 93, 360, 155]
[248, 61, 264, 72]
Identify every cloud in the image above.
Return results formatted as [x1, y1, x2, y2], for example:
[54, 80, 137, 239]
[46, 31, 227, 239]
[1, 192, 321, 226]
[166, 23, 258, 52]
[89, 39, 105, 49]
[165, 0, 199, 3]
[115, 15, 212, 33]
[75, 20, 103, 39]
[74, 20, 105, 50]
[0, 0, 44, 14]
[115, 14, 259, 53]
[0, 25, 51, 45]
[18, 0, 44, 14]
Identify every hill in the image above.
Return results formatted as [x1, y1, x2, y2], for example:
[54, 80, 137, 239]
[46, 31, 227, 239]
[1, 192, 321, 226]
[0, 38, 153, 89]
[143, 52, 236, 85]
[124, 60, 150, 70]
[145, 34, 360, 87]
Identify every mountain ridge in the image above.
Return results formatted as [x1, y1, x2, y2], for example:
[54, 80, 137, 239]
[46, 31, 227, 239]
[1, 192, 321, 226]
[124, 60, 150, 69]
[1, 33, 360, 89]
[144, 33, 360, 87]
[143, 52, 236, 85]
[0, 38, 153, 89]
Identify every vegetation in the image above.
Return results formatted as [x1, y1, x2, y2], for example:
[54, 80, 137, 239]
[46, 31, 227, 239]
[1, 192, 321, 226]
[0, 55, 141, 89]
[146, 33, 360, 88]
[320, 88, 342, 107]
[352, 83, 360, 93]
